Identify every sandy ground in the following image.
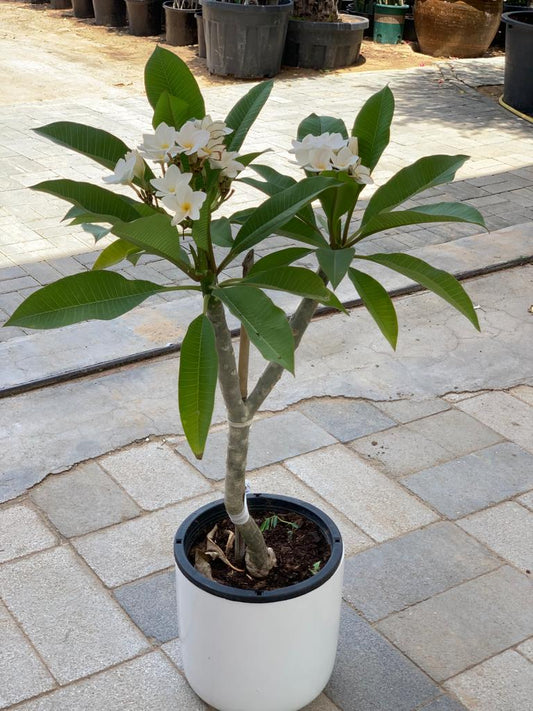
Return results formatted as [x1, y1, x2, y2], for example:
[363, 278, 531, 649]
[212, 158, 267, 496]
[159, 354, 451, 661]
[0, 0, 447, 105]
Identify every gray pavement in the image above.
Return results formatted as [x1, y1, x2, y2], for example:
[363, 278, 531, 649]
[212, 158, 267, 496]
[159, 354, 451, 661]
[0, 28, 532, 711]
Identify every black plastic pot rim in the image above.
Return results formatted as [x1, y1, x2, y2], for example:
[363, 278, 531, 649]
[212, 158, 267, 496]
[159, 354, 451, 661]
[289, 16, 369, 30]
[174, 494, 343, 604]
[200, 0, 293, 12]
[502, 9, 533, 25]
[164, 1, 197, 11]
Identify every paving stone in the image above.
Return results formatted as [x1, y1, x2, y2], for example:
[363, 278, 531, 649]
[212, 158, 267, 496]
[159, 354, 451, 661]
[0, 546, 149, 684]
[0, 600, 55, 708]
[296, 398, 395, 442]
[510, 385, 533, 406]
[302, 695, 341, 710]
[351, 426, 453, 477]
[326, 604, 440, 711]
[456, 391, 533, 454]
[343, 521, 499, 622]
[249, 465, 373, 556]
[114, 569, 178, 644]
[418, 697, 467, 711]
[402, 442, 533, 518]
[178, 412, 336, 480]
[30, 461, 141, 537]
[517, 638, 533, 662]
[377, 566, 533, 681]
[517, 490, 533, 511]
[373, 397, 450, 423]
[285, 445, 438, 542]
[0, 503, 57, 562]
[406, 409, 503, 457]
[100, 441, 212, 511]
[162, 637, 183, 671]
[73, 492, 219, 587]
[15, 652, 207, 711]
[444, 650, 533, 711]
[457, 502, 533, 572]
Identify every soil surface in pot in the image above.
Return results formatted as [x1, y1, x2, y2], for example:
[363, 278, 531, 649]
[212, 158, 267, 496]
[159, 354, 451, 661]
[191, 511, 331, 591]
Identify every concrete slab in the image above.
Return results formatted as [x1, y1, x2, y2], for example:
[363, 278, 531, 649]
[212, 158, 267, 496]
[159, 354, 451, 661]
[373, 397, 450, 423]
[444, 651, 533, 711]
[285, 445, 438, 542]
[377, 566, 533, 681]
[343, 522, 499, 622]
[0, 546, 149, 684]
[30, 461, 140, 537]
[296, 398, 395, 442]
[0, 503, 57, 563]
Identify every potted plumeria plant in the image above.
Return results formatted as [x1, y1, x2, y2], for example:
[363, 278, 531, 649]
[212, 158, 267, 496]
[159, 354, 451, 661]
[6, 47, 485, 711]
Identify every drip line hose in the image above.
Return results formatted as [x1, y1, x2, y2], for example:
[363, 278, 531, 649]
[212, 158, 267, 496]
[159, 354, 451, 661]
[499, 95, 533, 124]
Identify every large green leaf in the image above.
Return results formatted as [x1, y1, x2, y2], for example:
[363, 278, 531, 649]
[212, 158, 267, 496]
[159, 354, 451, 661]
[214, 286, 294, 372]
[34, 122, 130, 172]
[352, 86, 394, 172]
[92, 239, 142, 270]
[152, 90, 192, 131]
[348, 267, 398, 348]
[354, 202, 486, 241]
[297, 114, 348, 141]
[357, 253, 480, 329]
[248, 247, 312, 275]
[362, 155, 469, 225]
[191, 189, 212, 252]
[231, 177, 339, 257]
[316, 247, 355, 289]
[225, 81, 273, 152]
[241, 266, 345, 310]
[111, 213, 191, 268]
[144, 46, 205, 122]
[5, 272, 170, 329]
[178, 314, 218, 459]
[33, 180, 144, 223]
[211, 217, 234, 247]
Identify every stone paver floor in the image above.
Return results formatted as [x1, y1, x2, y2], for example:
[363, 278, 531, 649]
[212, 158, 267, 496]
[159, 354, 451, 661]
[1, 389, 532, 710]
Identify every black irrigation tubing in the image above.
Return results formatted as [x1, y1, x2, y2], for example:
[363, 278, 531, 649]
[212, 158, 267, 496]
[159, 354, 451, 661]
[1, 255, 531, 401]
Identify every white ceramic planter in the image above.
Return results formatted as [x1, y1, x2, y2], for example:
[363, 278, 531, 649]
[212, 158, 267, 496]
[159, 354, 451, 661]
[174, 494, 344, 711]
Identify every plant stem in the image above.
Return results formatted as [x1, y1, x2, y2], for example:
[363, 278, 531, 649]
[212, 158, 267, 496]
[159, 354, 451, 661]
[207, 298, 275, 577]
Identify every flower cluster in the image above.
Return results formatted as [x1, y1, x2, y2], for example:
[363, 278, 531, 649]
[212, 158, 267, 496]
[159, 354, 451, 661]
[103, 116, 245, 227]
[290, 133, 373, 185]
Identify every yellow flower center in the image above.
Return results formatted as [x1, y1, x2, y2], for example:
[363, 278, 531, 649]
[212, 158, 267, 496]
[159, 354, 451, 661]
[181, 202, 191, 212]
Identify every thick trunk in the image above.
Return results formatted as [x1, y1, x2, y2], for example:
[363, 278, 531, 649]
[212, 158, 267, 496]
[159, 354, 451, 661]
[293, 0, 338, 21]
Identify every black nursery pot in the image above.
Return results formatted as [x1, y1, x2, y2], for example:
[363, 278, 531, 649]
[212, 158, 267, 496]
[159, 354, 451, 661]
[72, 0, 95, 18]
[164, 2, 197, 46]
[502, 10, 533, 116]
[126, 0, 163, 35]
[93, 0, 127, 26]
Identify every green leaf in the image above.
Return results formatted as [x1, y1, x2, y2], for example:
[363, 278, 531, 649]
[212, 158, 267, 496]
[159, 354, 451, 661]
[34, 122, 131, 173]
[238, 151, 268, 168]
[211, 217, 234, 247]
[144, 46, 205, 123]
[248, 247, 312, 275]
[241, 266, 345, 311]
[225, 80, 273, 152]
[318, 170, 362, 227]
[362, 155, 469, 225]
[111, 213, 190, 268]
[232, 177, 339, 257]
[5, 272, 169, 329]
[81, 223, 112, 241]
[92, 239, 142, 270]
[352, 86, 394, 172]
[316, 247, 355, 289]
[348, 268, 398, 348]
[214, 286, 294, 372]
[33, 180, 144, 223]
[152, 90, 191, 130]
[191, 190, 211, 252]
[297, 114, 348, 141]
[355, 202, 486, 240]
[178, 314, 218, 459]
[358, 253, 480, 330]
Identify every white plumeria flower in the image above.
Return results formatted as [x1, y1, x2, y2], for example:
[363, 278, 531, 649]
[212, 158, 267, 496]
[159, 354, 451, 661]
[173, 121, 210, 156]
[350, 163, 373, 185]
[209, 150, 244, 179]
[306, 147, 334, 172]
[291, 132, 346, 169]
[347, 136, 359, 156]
[139, 123, 178, 163]
[319, 132, 347, 151]
[103, 150, 145, 185]
[195, 115, 232, 140]
[290, 134, 324, 168]
[150, 165, 192, 198]
[162, 184, 206, 224]
[331, 146, 360, 171]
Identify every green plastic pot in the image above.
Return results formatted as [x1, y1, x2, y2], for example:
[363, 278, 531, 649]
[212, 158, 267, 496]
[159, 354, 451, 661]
[373, 3, 408, 43]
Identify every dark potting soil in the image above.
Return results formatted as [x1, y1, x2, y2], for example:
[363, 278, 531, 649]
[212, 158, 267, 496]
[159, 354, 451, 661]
[191, 511, 331, 591]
